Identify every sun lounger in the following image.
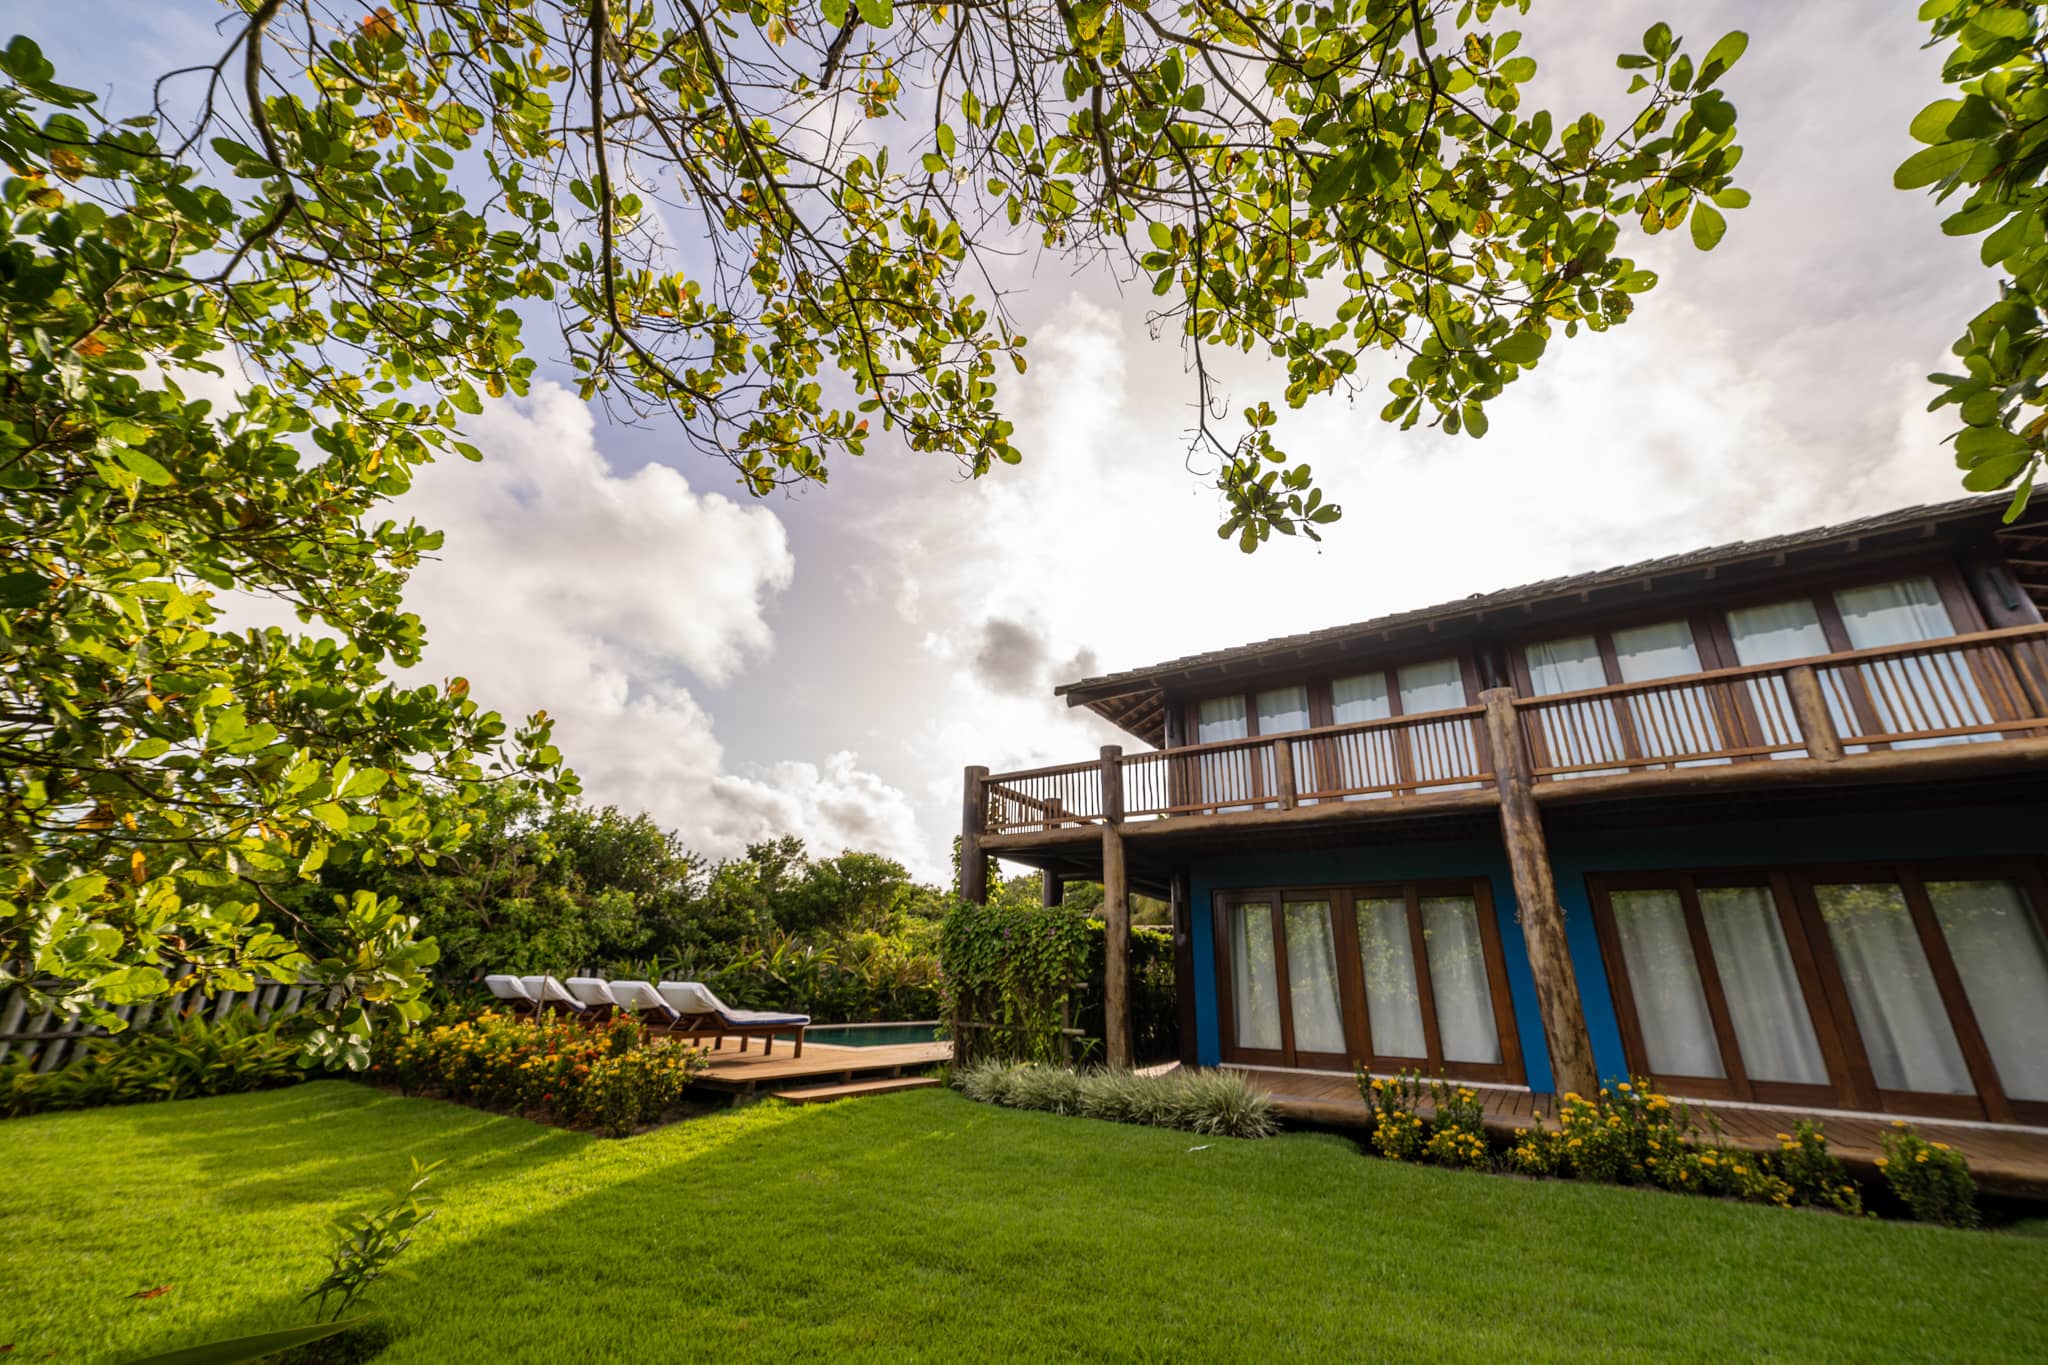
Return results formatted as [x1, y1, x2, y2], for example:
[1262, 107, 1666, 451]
[603, 980, 682, 1025]
[655, 981, 809, 1057]
[565, 977, 622, 1015]
[484, 974, 539, 1015]
[518, 975, 589, 1017]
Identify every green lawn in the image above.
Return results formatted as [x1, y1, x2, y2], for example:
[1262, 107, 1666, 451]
[2, 1083, 2044, 1363]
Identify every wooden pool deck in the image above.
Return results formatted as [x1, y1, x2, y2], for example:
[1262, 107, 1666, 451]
[693, 1039, 952, 1097]
[1229, 1065, 2048, 1197]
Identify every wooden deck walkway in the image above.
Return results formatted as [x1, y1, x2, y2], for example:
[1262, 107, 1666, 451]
[1230, 1065, 2048, 1197]
[693, 1039, 951, 1096]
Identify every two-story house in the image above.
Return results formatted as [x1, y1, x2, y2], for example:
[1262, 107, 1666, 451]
[959, 493, 2048, 1133]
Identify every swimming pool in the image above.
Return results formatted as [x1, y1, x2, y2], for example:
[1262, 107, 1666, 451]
[805, 1021, 942, 1048]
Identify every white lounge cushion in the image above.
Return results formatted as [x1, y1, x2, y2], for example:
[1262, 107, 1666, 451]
[655, 981, 806, 1026]
[520, 975, 585, 1009]
[606, 980, 677, 1018]
[565, 977, 619, 1009]
[655, 980, 720, 1016]
[484, 975, 535, 1003]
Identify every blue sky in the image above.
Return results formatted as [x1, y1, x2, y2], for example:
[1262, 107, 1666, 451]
[16, 2, 1993, 879]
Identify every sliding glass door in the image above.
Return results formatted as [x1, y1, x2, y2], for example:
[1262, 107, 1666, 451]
[1215, 880, 1523, 1083]
[1591, 861, 2048, 1122]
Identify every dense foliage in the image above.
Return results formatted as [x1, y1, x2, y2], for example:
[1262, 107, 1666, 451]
[1903, 0, 2048, 514]
[1878, 1121, 1979, 1226]
[0, 30, 575, 1062]
[940, 897, 1097, 1063]
[0, 1008, 306, 1116]
[955, 1059, 1275, 1138]
[386, 1010, 705, 1136]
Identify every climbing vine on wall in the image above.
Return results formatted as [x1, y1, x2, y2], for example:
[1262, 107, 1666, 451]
[939, 899, 1094, 1065]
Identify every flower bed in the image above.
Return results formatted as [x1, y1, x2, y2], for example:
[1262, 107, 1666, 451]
[386, 1011, 706, 1136]
[1359, 1069, 1978, 1227]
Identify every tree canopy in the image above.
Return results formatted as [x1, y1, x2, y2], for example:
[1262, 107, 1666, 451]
[1901, 0, 2048, 517]
[0, 0, 1748, 1050]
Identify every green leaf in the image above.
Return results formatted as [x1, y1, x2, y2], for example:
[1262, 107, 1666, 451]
[1894, 141, 1973, 190]
[1307, 150, 1360, 211]
[1642, 23, 1673, 60]
[1494, 332, 1546, 364]
[450, 381, 483, 415]
[1689, 200, 1727, 250]
[1700, 31, 1748, 77]
[821, 0, 848, 27]
[119, 1319, 367, 1365]
[855, 0, 892, 28]
[116, 447, 175, 486]
[1956, 424, 2031, 464]
[1711, 187, 1751, 209]
[0, 571, 50, 607]
[311, 802, 352, 833]
[936, 123, 956, 157]
[1963, 452, 2032, 489]
[1499, 57, 1536, 83]
[1908, 99, 1964, 145]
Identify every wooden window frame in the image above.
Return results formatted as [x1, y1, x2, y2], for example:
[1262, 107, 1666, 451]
[1589, 858, 2048, 1124]
[1213, 879, 1524, 1084]
[1587, 869, 1845, 1109]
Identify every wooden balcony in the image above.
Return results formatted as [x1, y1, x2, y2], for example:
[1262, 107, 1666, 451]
[970, 624, 2048, 849]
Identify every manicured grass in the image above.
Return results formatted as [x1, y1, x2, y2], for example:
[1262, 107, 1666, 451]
[2, 1084, 2045, 1363]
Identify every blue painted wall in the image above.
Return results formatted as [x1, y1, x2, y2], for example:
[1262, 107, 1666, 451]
[1188, 798, 2048, 1093]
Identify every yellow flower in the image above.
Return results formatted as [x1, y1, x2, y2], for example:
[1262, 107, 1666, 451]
[1916, 1152, 1928, 1164]
[1891, 1119, 1907, 1128]
[1775, 1133, 1791, 1142]
[1618, 1082, 1632, 1092]
[1875, 1157, 1889, 1168]
[1932, 1142, 1951, 1152]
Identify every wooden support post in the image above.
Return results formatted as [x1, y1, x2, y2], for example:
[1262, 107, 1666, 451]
[1785, 665, 1845, 762]
[1040, 869, 1062, 908]
[1100, 744, 1133, 1070]
[1479, 689, 1599, 1100]
[1272, 737, 1298, 810]
[1170, 867, 1197, 1068]
[960, 765, 990, 903]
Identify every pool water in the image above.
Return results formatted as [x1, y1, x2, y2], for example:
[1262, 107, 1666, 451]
[805, 1021, 942, 1048]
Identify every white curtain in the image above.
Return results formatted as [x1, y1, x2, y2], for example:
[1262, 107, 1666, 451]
[1697, 886, 1828, 1085]
[1613, 620, 1726, 767]
[1231, 902, 1282, 1051]
[1611, 890, 1724, 1078]
[1524, 634, 1624, 777]
[1356, 897, 1426, 1058]
[1421, 896, 1502, 1064]
[1834, 577, 1991, 749]
[1928, 880, 2048, 1102]
[1725, 599, 1857, 756]
[1330, 673, 1397, 800]
[1255, 685, 1311, 807]
[1284, 899, 1346, 1054]
[1197, 696, 1252, 812]
[1814, 883, 1973, 1095]
[1398, 659, 1480, 790]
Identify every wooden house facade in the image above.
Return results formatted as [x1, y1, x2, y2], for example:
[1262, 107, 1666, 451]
[960, 494, 2048, 1126]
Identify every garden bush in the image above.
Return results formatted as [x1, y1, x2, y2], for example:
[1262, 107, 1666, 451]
[1359, 1074, 1880, 1218]
[954, 1062, 1275, 1139]
[387, 1011, 705, 1136]
[1879, 1122, 1978, 1227]
[0, 1010, 306, 1118]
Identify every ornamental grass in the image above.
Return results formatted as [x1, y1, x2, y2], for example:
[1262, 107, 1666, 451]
[955, 1061, 1276, 1139]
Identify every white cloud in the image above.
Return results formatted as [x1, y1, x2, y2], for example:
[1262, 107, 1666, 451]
[393, 382, 928, 871]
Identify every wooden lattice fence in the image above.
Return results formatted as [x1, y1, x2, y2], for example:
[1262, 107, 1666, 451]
[0, 980, 317, 1072]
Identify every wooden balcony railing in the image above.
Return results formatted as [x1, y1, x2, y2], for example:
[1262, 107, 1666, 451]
[974, 624, 2048, 836]
[1514, 623, 2048, 780]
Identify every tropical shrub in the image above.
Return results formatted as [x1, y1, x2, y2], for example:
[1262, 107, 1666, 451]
[387, 1011, 704, 1136]
[1362, 1071, 1426, 1162]
[1879, 1122, 1978, 1227]
[955, 1062, 1275, 1140]
[0, 1009, 305, 1117]
[1421, 1081, 1492, 1170]
[1775, 1120, 1866, 1216]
